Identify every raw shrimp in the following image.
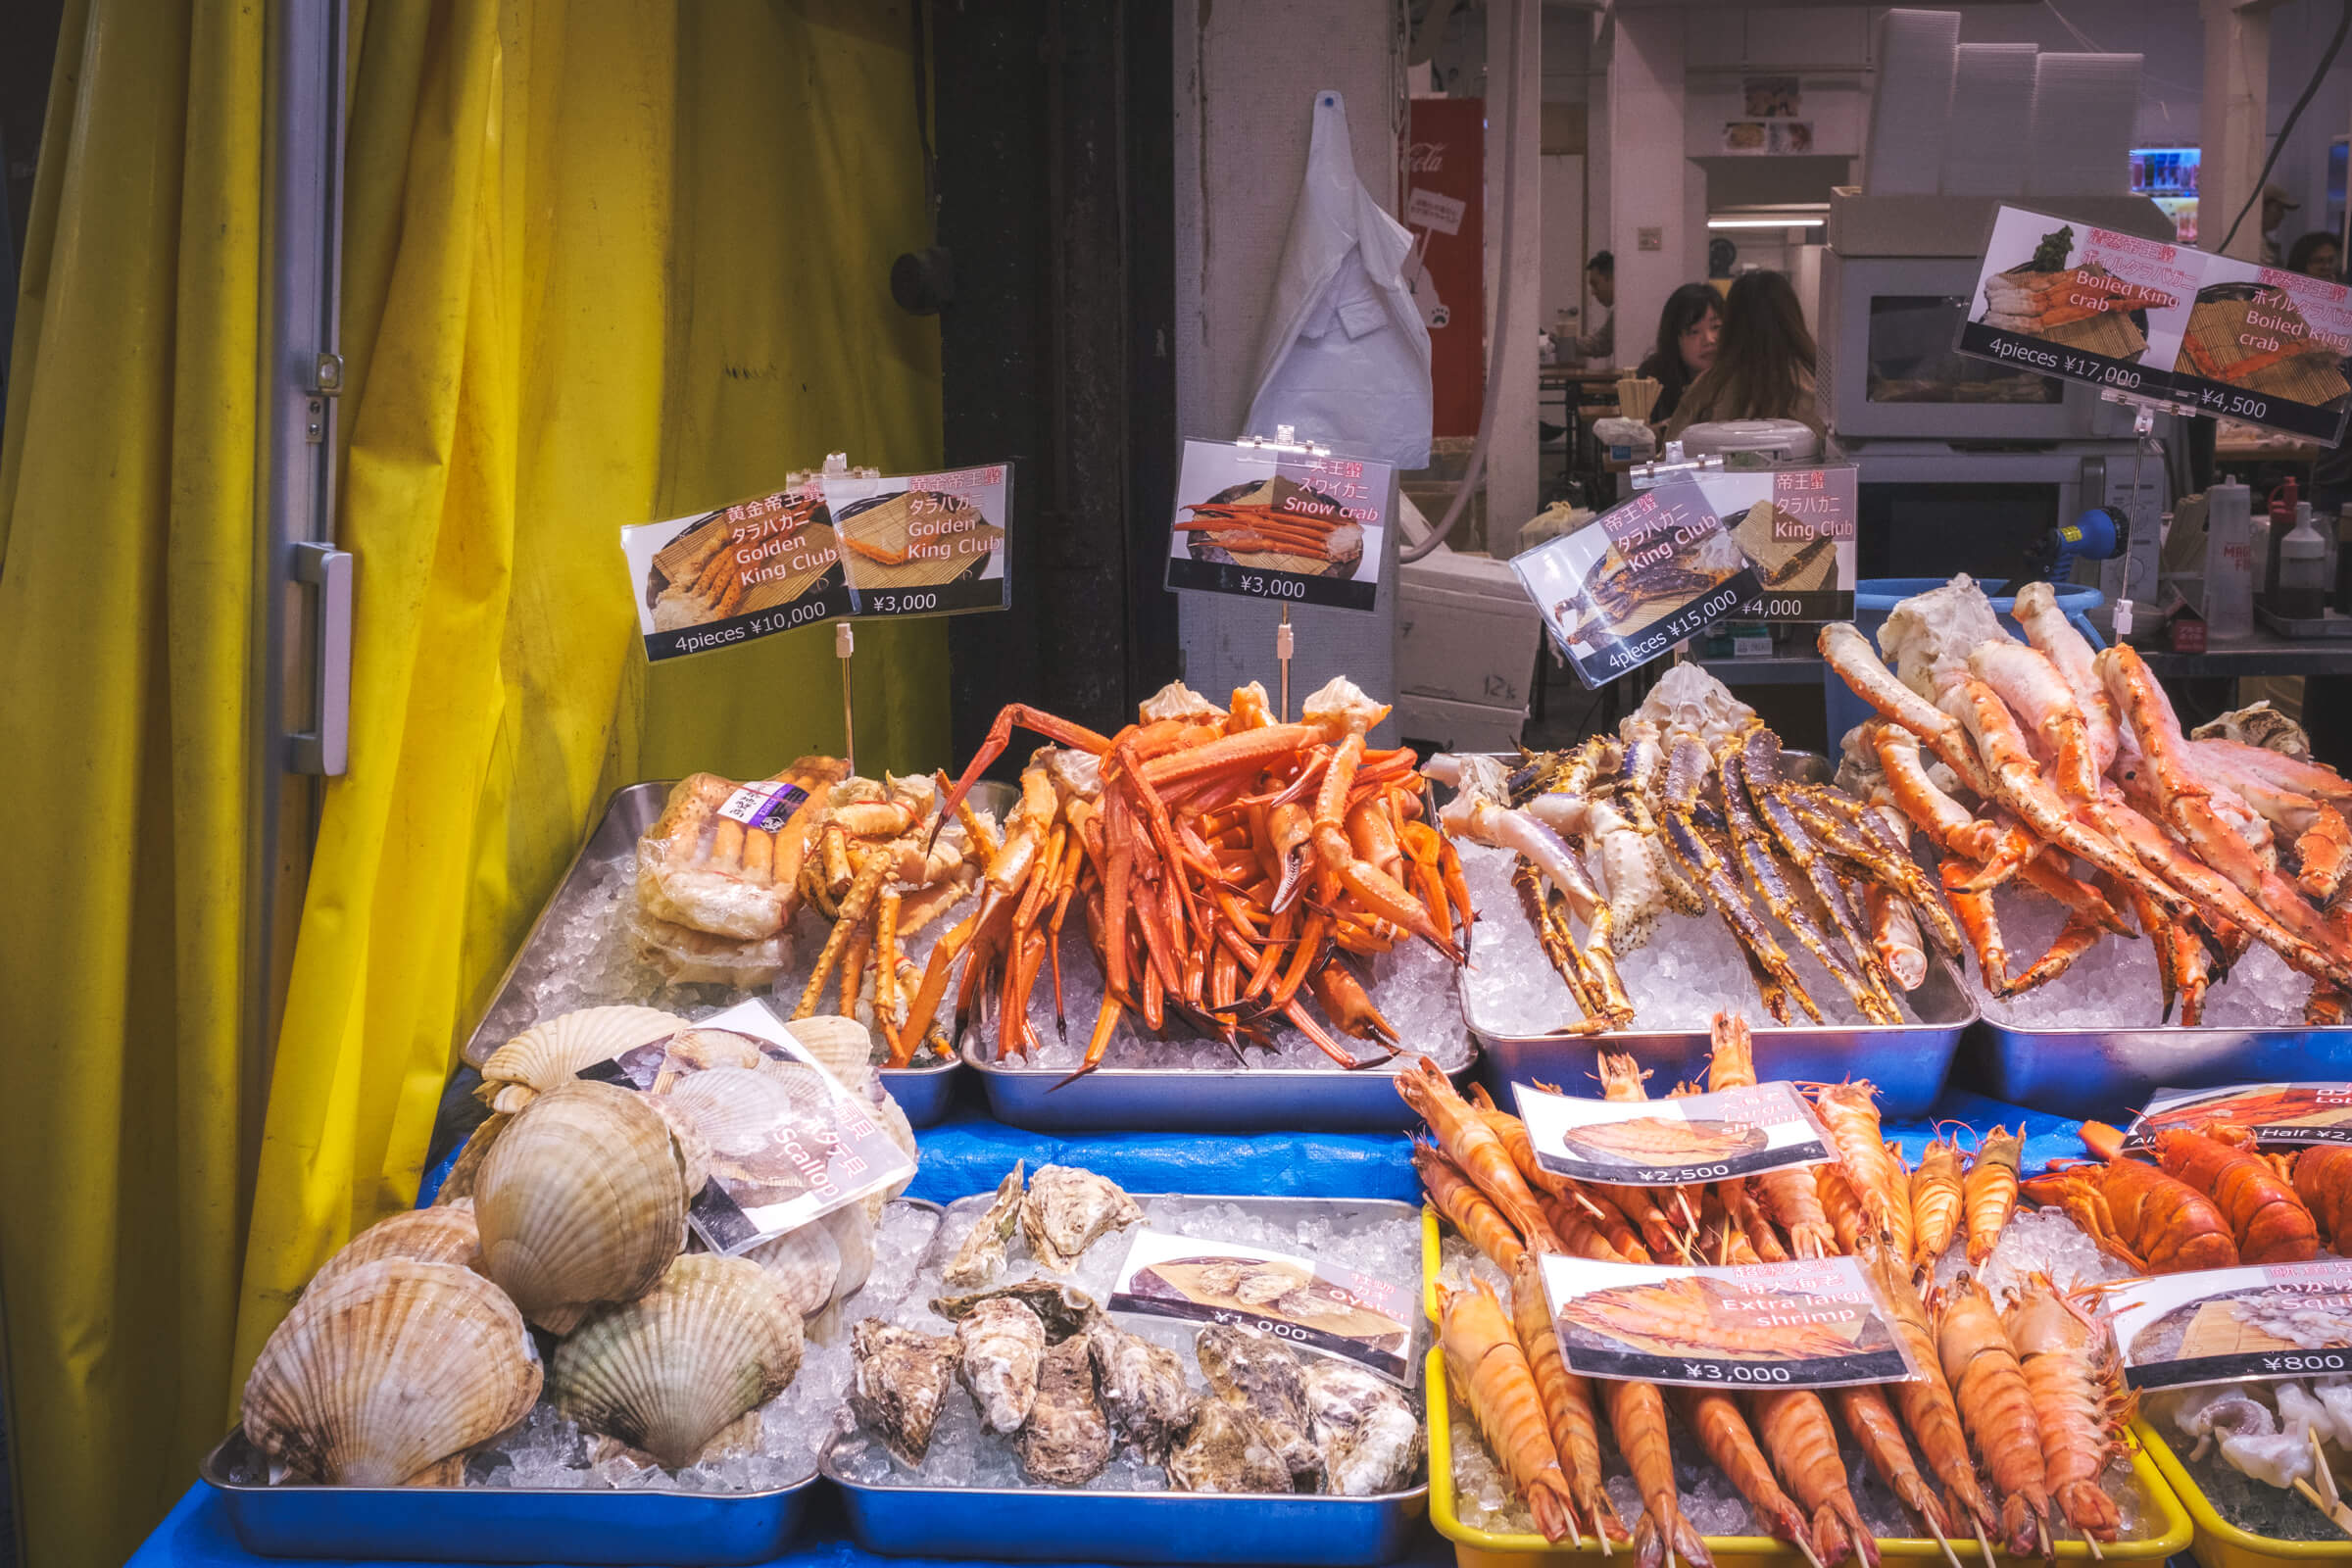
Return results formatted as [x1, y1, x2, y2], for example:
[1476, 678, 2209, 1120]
[1857, 1243, 2001, 1561]
[2003, 1275, 2130, 1544]
[1910, 1134, 1965, 1268]
[1415, 1138, 1526, 1275]
[1512, 1253, 1623, 1547]
[1748, 1389, 1880, 1568]
[1441, 1280, 1579, 1544]
[1399, 1057, 1565, 1252]
[1934, 1275, 2053, 1556]
[1964, 1127, 2023, 1266]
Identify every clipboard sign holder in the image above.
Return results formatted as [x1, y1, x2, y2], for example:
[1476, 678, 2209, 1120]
[782, 452, 881, 771]
[1234, 423, 1332, 721]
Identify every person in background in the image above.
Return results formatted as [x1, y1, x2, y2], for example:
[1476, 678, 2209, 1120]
[2262, 183, 2301, 266]
[1569, 251, 1615, 364]
[1661, 269, 1822, 439]
[1636, 283, 1723, 427]
[2289, 230, 2342, 282]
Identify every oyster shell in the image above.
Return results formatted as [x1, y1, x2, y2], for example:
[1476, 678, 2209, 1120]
[308, 1200, 481, 1295]
[1165, 1396, 1292, 1494]
[1015, 1333, 1113, 1485]
[955, 1297, 1047, 1434]
[477, 1005, 682, 1113]
[1019, 1166, 1144, 1272]
[943, 1163, 1026, 1289]
[241, 1257, 541, 1486]
[1088, 1320, 1194, 1464]
[1302, 1358, 1421, 1495]
[849, 1318, 956, 1466]
[551, 1252, 804, 1469]
[743, 1220, 841, 1316]
[932, 1279, 1102, 1342]
[1196, 1324, 1321, 1488]
[473, 1080, 694, 1333]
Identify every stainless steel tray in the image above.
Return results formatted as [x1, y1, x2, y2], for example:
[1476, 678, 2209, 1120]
[201, 1199, 947, 1562]
[1441, 749, 1972, 1118]
[1968, 1017, 2352, 1120]
[821, 1192, 1429, 1565]
[199, 1433, 816, 1564]
[961, 1039, 1479, 1133]
[453, 778, 1014, 1128]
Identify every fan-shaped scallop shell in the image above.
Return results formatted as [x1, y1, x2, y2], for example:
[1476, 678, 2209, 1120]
[240, 1257, 541, 1486]
[551, 1252, 805, 1470]
[478, 1006, 681, 1113]
[309, 1200, 481, 1296]
[744, 1221, 842, 1316]
[823, 1203, 877, 1297]
[659, 1066, 808, 1156]
[650, 1028, 770, 1091]
[789, 1015, 876, 1088]
[473, 1081, 693, 1334]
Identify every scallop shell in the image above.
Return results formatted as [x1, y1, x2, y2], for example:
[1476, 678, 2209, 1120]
[477, 1006, 682, 1113]
[551, 1252, 805, 1469]
[859, 1083, 919, 1223]
[434, 1114, 510, 1202]
[822, 1203, 877, 1297]
[790, 1015, 878, 1088]
[744, 1221, 842, 1316]
[309, 1201, 481, 1296]
[473, 1081, 694, 1334]
[241, 1257, 541, 1486]
[660, 1066, 808, 1156]
[649, 1028, 769, 1091]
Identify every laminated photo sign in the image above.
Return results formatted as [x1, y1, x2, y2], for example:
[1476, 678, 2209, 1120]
[825, 464, 1012, 619]
[2125, 1083, 2352, 1152]
[1107, 1228, 1413, 1382]
[1954, 206, 2196, 403]
[1633, 466, 1857, 622]
[2111, 1261, 2352, 1391]
[1537, 1254, 1916, 1389]
[1165, 437, 1392, 612]
[1509, 475, 1761, 688]
[1511, 1080, 1834, 1187]
[2168, 260, 2352, 445]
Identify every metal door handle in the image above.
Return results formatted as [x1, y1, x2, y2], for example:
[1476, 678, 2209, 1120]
[290, 542, 351, 775]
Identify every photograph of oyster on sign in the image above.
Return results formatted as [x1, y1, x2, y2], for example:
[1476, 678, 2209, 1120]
[1163, 438, 1393, 612]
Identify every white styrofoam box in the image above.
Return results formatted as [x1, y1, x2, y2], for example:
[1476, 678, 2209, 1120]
[1394, 691, 1529, 754]
[1396, 545, 1545, 710]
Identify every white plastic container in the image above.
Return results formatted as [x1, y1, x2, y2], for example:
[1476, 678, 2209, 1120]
[2278, 500, 2330, 618]
[2204, 479, 2254, 638]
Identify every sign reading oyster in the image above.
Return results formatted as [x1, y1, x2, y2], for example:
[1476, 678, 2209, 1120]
[1108, 1228, 1413, 1382]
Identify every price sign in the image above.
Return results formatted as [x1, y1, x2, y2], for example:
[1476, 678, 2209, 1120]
[1537, 1253, 1917, 1390]
[1165, 438, 1393, 612]
[1634, 466, 1857, 622]
[1509, 476, 1761, 689]
[1512, 1080, 1834, 1188]
[1108, 1227, 1413, 1382]
[2125, 1082, 2352, 1152]
[1953, 205, 2198, 404]
[2111, 1261, 2352, 1391]
[2165, 261, 2352, 446]
[619, 462, 1014, 661]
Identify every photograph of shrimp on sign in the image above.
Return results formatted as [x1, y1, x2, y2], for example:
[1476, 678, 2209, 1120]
[824, 465, 1011, 619]
[1511, 1079, 1835, 1188]
[1164, 438, 1393, 612]
[1537, 1253, 1919, 1389]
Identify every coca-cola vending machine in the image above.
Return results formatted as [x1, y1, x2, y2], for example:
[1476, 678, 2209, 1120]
[1406, 99, 1487, 438]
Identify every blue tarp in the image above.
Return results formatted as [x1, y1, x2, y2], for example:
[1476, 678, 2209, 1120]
[138, 1091, 2097, 1568]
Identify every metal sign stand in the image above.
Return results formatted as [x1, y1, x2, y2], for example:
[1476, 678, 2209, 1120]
[1233, 423, 1331, 721]
[836, 621, 858, 776]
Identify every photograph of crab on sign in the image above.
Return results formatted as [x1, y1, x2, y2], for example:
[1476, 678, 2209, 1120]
[1954, 205, 2198, 404]
[1164, 438, 1393, 612]
[824, 464, 1011, 619]
[1634, 466, 1856, 622]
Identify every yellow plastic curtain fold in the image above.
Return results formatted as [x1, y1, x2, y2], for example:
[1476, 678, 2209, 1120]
[0, 2, 947, 1564]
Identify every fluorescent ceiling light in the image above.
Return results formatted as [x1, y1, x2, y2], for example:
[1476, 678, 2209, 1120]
[1707, 217, 1827, 229]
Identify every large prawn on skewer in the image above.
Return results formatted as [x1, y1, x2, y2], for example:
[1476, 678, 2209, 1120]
[2004, 1276, 2132, 1547]
[1440, 1280, 1581, 1545]
[1934, 1274, 2056, 1558]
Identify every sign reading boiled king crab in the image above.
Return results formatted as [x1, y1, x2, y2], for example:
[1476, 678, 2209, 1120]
[1512, 1079, 1834, 1187]
[1954, 205, 2197, 405]
[1509, 475, 1762, 690]
[1538, 1254, 1917, 1389]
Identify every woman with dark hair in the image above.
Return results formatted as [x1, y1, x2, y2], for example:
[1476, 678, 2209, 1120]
[2289, 230, 2342, 281]
[1636, 283, 1723, 425]
[1662, 270, 1822, 438]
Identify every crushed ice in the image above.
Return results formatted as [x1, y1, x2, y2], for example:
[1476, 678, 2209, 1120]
[829, 1188, 1427, 1492]
[1967, 883, 2313, 1029]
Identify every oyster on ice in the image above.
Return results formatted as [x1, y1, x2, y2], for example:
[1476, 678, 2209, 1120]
[1165, 1396, 1293, 1494]
[944, 1163, 1026, 1289]
[932, 1278, 1102, 1342]
[848, 1317, 956, 1466]
[473, 1080, 695, 1333]
[1019, 1165, 1144, 1272]
[956, 1297, 1048, 1434]
[1302, 1358, 1420, 1495]
[307, 1200, 481, 1295]
[1088, 1320, 1194, 1464]
[551, 1252, 805, 1470]
[241, 1257, 541, 1486]
[1015, 1334, 1114, 1485]
[1196, 1323, 1322, 1489]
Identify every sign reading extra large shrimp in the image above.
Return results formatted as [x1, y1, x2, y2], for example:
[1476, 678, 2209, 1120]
[1537, 1254, 1917, 1389]
[2111, 1261, 2352, 1390]
[1512, 1080, 1834, 1187]
[1509, 476, 1762, 690]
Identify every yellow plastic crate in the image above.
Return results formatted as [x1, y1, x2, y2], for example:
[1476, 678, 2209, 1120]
[1425, 1202, 1446, 1325]
[1426, 1348, 2193, 1568]
[2138, 1417, 2352, 1568]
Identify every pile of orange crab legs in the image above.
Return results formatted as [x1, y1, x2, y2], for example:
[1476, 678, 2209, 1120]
[895, 676, 1472, 1084]
[1821, 580, 2352, 1022]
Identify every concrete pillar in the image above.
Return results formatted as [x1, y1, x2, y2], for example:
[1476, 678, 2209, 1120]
[1485, 0, 1543, 555]
[2202, 0, 2272, 263]
[1609, 9, 1688, 395]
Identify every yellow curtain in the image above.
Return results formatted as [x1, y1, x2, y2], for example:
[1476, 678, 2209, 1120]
[0, 3, 946, 1563]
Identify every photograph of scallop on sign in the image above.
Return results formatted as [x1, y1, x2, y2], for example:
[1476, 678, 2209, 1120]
[1165, 437, 1393, 612]
[824, 464, 1012, 619]
[1954, 205, 2198, 404]
[1508, 474, 1761, 688]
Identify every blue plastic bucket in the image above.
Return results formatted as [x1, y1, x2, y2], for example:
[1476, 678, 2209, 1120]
[1821, 577, 2106, 757]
